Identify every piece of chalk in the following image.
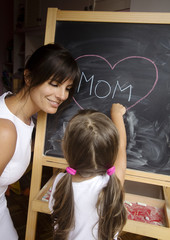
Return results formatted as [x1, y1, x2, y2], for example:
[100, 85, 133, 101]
[137, 202, 147, 206]
[124, 200, 132, 206]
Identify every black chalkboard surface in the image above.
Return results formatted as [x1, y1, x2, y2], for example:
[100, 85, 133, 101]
[44, 21, 170, 175]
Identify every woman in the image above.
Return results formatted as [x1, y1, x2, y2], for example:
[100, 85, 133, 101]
[0, 43, 80, 240]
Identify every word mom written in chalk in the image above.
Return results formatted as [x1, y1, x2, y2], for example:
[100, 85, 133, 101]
[77, 72, 133, 101]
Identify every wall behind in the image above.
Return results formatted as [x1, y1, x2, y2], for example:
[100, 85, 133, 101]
[95, 0, 130, 11]
[130, 0, 170, 12]
[0, 0, 13, 94]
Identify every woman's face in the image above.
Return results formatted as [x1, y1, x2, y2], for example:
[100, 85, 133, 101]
[29, 78, 73, 114]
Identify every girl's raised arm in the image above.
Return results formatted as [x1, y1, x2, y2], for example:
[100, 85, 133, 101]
[111, 103, 127, 185]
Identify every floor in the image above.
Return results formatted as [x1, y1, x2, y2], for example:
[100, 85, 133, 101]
[7, 191, 52, 240]
[6, 167, 157, 240]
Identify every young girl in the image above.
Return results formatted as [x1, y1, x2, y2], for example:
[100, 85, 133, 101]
[0, 43, 80, 240]
[49, 103, 127, 240]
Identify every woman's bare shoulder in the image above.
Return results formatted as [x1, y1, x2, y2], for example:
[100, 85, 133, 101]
[0, 119, 17, 175]
[0, 118, 17, 151]
[0, 118, 17, 137]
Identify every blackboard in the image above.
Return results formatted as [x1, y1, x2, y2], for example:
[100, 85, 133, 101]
[44, 20, 170, 176]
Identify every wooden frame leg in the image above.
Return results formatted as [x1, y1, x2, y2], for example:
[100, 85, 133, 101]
[163, 186, 170, 228]
[25, 210, 38, 240]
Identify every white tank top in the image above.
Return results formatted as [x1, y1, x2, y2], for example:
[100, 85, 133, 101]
[0, 92, 34, 197]
[49, 173, 119, 240]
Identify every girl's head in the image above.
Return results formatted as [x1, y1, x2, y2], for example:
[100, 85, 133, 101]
[62, 109, 119, 177]
[23, 43, 80, 106]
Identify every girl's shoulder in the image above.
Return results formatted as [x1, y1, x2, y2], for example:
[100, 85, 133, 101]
[52, 172, 66, 187]
[49, 172, 66, 211]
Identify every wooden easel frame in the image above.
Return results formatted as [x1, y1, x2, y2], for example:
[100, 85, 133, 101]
[25, 8, 170, 240]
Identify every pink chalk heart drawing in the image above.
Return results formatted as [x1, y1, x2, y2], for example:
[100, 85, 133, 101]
[73, 55, 158, 111]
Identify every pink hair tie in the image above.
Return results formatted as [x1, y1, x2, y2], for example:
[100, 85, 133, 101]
[66, 167, 77, 175]
[107, 166, 115, 176]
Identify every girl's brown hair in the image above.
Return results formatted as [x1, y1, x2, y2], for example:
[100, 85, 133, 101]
[52, 110, 127, 240]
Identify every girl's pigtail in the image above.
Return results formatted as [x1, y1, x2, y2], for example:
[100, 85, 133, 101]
[97, 175, 127, 240]
[51, 174, 75, 240]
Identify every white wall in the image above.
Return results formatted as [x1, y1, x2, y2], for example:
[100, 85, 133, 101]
[130, 0, 170, 12]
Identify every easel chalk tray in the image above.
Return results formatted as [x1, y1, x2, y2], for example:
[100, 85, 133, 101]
[25, 9, 170, 240]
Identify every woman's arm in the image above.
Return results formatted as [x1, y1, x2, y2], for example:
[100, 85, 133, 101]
[111, 103, 127, 186]
[0, 119, 17, 176]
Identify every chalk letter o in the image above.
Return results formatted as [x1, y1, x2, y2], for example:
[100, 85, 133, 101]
[94, 80, 111, 99]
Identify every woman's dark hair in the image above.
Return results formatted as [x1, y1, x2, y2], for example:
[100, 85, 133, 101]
[51, 110, 127, 240]
[24, 43, 80, 105]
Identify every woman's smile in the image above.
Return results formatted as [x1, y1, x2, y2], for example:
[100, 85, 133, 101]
[47, 98, 61, 108]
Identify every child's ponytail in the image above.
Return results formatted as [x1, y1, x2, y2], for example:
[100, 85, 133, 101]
[96, 174, 127, 240]
[51, 174, 75, 240]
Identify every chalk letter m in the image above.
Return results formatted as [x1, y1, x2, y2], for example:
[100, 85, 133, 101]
[77, 72, 94, 95]
[112, 81, 133, 102]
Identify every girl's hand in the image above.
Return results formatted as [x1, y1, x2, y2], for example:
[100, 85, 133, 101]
[111, 103, 126, 118]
